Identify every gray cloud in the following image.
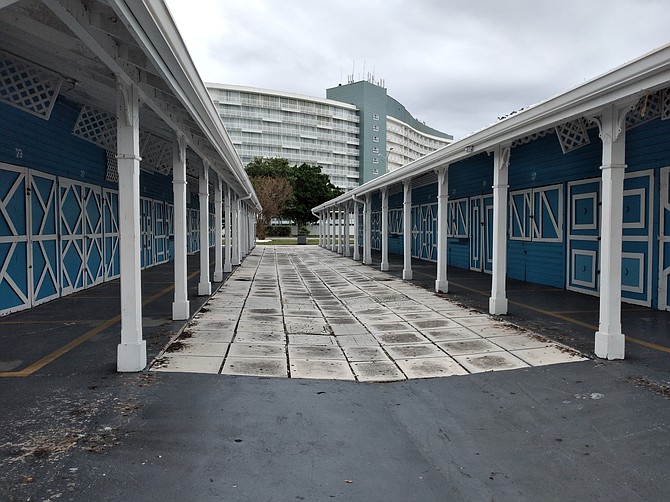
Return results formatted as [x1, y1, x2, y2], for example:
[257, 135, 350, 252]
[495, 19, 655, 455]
[167, 0, 669, 139]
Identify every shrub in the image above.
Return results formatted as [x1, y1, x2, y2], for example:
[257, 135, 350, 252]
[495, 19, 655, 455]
[265, 225, 292, 237]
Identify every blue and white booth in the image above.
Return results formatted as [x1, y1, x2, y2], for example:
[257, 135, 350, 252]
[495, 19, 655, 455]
[0, 0, 260, 371]
[315, 44, 670, 360]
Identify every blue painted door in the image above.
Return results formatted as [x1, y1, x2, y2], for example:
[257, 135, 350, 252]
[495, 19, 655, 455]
[371, 211, 381, 250]
[59, 180, 85, 294]
[567, 179, 600, 295]
[621, 170, 653, 306]
[29, 171, 59, 305]
[154, 201, 167, 264]
[410, 205, 420, 258]
[659, 167, 670, 310]
[0, 164, 29, 315]
[483, 195, 494, 273]
[83, 185, 104, 287]
[469, 196, 483, 271]
[103, 189, 120, 280]
[166, 203, 174, 261]
[140, 197, 155, 269]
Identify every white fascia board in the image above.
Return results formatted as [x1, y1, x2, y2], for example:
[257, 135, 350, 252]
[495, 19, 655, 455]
[313, 43, 670, 213]
[111, 0, 261, 211]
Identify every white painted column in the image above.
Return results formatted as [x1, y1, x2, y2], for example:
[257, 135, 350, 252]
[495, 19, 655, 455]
[198, 162, 211, 296]
[489, 145, 510, 315]
[115, 80, 146, 372]
[595, 104, 629, 360]
[231, 194, 240, 265]
[223, 184, 232, 273]
[353, 201, 361, 261]
[320, 211, 325, 247]
[213, 176, 224, 282]
[344, 203, 351, 257]
[338, 206, 345, 254]
[172, 135, 190, 320]
[363, 193, 372, 265]
[435, 166, 449, 292]
[381, 188, 389, 271]
[237, 200, 245, 260]
[402, 180, 413, 280]
[330, 207, 336, 251]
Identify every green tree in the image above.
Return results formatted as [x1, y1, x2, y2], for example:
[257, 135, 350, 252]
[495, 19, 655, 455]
[245, 157, 295, 239]
[283, 163, 343, 230]
[245, 157, 293, 179]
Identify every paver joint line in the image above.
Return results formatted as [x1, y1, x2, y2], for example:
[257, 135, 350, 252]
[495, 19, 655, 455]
[150, 246, 587, 380]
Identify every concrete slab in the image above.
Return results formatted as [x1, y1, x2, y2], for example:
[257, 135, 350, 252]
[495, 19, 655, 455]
[394, 357, 468, 379]
[165, 341, 230, 357]
[342, 346, 390, 362]
[491, 334, 553, 351]
[189, 320, 238, 331]
[227, 343, 286, 359]
[183, 330, 235, 343]
[285, 317, 329, 335]
[335, 334, 380, 347]
[221, 356, 288, 377]
[437, 339, 507, 356]
[289, 359, 355, 380]
[287, 334, 336, 345]
[151, 354, 223, 374]
[453, 352, 530, 373]
[512, 346, 588, 366]
[288, 345, 346, 361]
[384, 343, 447, 359]
[351, 361, 406, 382]
[422, 327, 482, 342]
[375, 332, 428, 345]
[234, 331, 286, 344]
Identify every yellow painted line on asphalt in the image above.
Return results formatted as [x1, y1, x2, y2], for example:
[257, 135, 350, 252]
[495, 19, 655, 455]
[0, 270, 201, 378]
[413, 269, 670, 354]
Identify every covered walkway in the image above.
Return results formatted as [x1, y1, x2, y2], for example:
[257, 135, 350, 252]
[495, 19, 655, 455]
[153, 246, 586, 380]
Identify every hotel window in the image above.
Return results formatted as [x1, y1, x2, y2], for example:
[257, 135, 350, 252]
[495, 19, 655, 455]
[372, 157, 379, 164]
[372, 125, 379, 132]
[372, 168, 379, 175]
[372, 147, 379, 154]
[372, 136, 379, 142]
[372, 114, 379, 120]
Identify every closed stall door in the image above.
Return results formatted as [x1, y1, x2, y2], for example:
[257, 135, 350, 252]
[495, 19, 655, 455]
[29, 171, 59, 305]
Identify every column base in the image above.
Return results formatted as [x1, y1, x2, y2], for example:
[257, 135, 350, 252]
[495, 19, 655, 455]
[172, 300, 190, 320]
[594, 330, 625, 360]
[435, 280, 448, 293]
[117, 341, 147, 372]
[381, 262, 389, 272]
[213, 271, 224, 282]
[353, 252, 361, 261]
[198, 282, 212, 296]
[402, 269, 413, 280]
[224, 263, 232, 273]
[489, 296, 508, 315]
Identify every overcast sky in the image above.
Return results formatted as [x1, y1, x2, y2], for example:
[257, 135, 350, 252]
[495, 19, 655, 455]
[165, 0, 668, 140]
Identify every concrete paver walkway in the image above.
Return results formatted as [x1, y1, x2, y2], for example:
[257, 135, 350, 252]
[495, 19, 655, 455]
[151, 246, 586, 380]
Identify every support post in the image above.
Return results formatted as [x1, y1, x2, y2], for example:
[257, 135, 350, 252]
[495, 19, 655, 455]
[402, 180, 413, 280]
[435, 167, 449, 292]
[198, 162, 211, 296]
[115, 80, 146, 372]
[489, 145, 510, 315]
[353, 201, 361, 261]
[594, 104, 630, 360]
[381, 188, 389, 271]
[213, 175, 224, 282]
[172, 134, 190, 320]
[363, 193, 372, 265]
[231, 194, 240, 265]
[224, 183, 232, 272]
[344, 202, 351, 257]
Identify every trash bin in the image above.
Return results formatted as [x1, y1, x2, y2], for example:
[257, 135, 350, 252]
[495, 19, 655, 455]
[297, 235, 307, 245]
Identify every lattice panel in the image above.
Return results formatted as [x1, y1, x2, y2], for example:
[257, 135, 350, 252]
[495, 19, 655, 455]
[72, 105, 117, 151]
[0, 50, 63, 120]
[511, 129, 551, 148]
[105, 150, 118, 183]
[555, 119, 591, 154]
[140, 131, 171, 174]
[662, 88, 670, 121]
[627, 91, 662, 129]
